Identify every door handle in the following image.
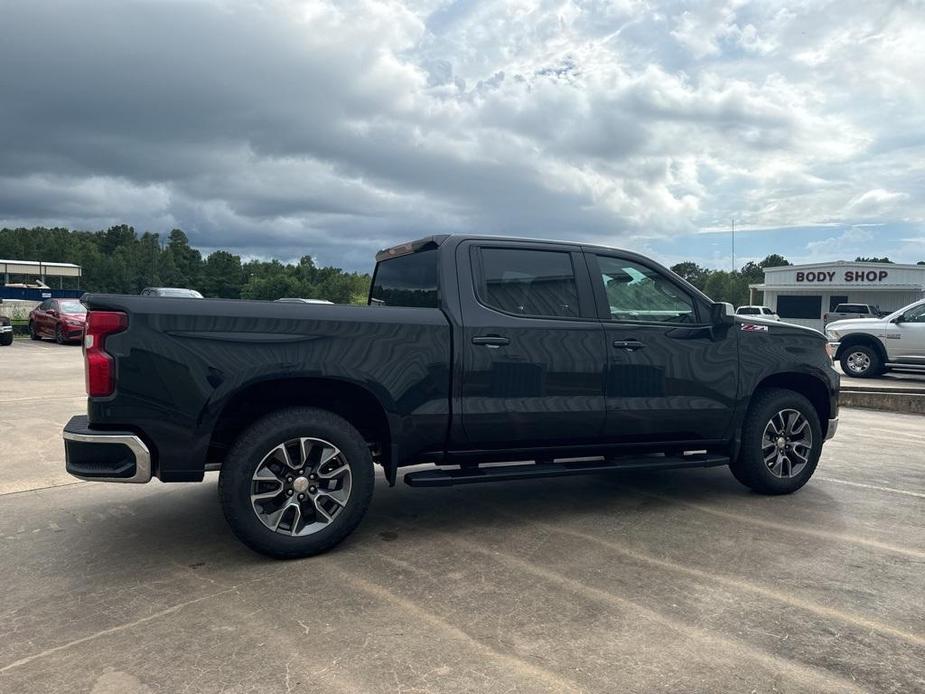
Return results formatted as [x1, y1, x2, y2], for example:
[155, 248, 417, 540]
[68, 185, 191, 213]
[612, 339, 645, 351]
[472, 335, 510, 348]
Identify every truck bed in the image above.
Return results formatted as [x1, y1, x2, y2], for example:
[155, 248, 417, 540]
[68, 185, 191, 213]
[81, 294, 452, 481]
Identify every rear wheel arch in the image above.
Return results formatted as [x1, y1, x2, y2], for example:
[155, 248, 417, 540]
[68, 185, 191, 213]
[218, 406, 376, 558]
[208, 377, 393, 479]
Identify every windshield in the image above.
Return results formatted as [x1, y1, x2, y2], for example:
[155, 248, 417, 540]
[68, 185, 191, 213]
[59, 302, 86, 314]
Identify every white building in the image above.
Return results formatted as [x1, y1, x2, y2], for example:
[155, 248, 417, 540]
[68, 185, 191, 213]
[750, 261, 925, 332]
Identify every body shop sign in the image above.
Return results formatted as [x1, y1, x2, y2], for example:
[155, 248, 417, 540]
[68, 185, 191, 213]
[795, 270, 889, 283]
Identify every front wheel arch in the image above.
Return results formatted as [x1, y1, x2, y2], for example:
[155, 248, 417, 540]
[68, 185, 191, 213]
[730, 387, 823, 494]
[747, 372, 832, 440]
[835, 335, 888, 368]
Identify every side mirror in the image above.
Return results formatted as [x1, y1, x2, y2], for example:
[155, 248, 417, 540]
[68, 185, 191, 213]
[894, 314, 905, 324]
[710, 302, 735, 326]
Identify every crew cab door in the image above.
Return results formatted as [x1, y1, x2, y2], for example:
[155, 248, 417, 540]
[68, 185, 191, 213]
[891, 303, 925, 361]
[585, 251, 737, 443]
[458, 241, 606, 447]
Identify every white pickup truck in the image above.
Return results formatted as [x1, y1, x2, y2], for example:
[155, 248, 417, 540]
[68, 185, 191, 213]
[824, 303, 884, 325]
[826, 299, 925, 377]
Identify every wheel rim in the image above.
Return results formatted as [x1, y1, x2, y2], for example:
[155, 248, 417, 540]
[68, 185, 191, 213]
[250, 437, 352, 536]
[762, 409, 813, 479]
[845, 350, 870, 374]
[56, 326, 63, 343]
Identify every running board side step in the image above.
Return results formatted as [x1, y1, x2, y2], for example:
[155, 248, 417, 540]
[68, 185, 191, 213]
[404, 453, 730, 487]
[883, 362, 925, 372]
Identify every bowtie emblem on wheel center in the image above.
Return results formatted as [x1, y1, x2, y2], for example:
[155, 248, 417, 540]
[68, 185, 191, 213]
[292, 476, 310, 493]
[776, 436, 787, 450]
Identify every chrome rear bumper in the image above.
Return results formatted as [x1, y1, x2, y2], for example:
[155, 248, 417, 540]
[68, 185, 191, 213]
[63, 415, 152, 483]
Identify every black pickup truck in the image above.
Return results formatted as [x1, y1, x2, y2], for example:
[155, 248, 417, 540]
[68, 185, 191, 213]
[63, 235, 839, 557]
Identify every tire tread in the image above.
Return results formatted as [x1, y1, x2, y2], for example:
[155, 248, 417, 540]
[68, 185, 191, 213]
[218, 407, 375, 559]
[730, 387, 822, 495]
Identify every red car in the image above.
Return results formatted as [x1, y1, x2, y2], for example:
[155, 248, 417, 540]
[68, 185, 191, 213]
[29, 298, 87, 344]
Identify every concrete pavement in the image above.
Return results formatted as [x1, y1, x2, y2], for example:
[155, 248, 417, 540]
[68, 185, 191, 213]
[0, 339, 84, 494]
[1, 340, 923, 693]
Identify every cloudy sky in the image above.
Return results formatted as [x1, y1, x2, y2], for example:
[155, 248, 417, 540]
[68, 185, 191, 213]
[1, 0, 923, 270]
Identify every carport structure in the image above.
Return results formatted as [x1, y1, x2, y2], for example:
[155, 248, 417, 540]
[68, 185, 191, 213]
[1, 258, 82, 290]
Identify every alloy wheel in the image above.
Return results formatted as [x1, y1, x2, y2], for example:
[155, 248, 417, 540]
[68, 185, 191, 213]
[845, 350, 871, 375]
[761, 409, 813, 479]
[250, 437, 352, 536]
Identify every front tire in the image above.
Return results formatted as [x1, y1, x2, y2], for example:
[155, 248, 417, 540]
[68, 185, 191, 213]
[219, 407, 375, 559]
[840, 345, 881, 378]
[29, 322, 41, 340]
[730, 388, 823, 495]
[55, 324, 65, 345]
[0, 332, 11, 346]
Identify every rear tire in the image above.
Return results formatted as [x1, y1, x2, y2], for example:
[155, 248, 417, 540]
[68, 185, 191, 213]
[29, 322, 41, 340]
[729, 388, 822, 495]
[840, 345, 881, 378]
[219, 407, 375, 559]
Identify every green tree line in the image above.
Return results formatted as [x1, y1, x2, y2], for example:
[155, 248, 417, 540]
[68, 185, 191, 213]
[0, 225, 371, 303]
[670, 254, 791, 306]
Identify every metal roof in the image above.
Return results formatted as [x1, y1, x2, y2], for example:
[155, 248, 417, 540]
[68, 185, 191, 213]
[763, 261, 925, 272]
[0, 259, 82, 277]
[750, 283, 924, 291]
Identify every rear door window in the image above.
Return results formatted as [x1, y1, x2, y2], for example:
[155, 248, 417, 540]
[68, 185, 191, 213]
[475, 248, 580, 319]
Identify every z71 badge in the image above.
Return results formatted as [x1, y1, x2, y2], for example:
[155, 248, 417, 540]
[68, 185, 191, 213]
[741, 323, 769, 332]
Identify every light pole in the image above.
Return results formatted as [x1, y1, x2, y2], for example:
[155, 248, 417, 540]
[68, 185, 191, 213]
[731, 217, 736, 273]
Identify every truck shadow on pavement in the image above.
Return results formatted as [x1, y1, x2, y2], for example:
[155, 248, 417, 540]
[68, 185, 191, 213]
[66, 465, 847, 567]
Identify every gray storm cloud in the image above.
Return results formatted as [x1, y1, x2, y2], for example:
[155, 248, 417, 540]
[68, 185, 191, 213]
[1, 0, 922, 269]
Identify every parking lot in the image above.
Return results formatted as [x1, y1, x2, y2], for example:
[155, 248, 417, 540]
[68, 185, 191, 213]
[1, 339, 923, 693]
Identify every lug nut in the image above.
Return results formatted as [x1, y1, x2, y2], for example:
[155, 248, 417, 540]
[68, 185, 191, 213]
[298, 493, 304, 500]
[286, 476, 293, 483]
[309, 474, 316, 480]
[309, 486, 317, 493]
[287, 490, 293, 496]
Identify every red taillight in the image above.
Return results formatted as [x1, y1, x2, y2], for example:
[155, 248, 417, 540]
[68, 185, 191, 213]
[84, 311, 128, 397]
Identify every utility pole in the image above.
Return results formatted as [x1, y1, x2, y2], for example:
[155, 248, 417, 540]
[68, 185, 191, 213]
[731, 217, 736, 273]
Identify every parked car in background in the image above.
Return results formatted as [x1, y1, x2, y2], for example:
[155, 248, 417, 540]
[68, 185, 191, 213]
[824, 303, 884, 324]
[63, 235, 839, 558]
[0, 315, 11, 345]
[827, 299, 925, 378]
[141, 287, 203, 298]
[29, 299, 87, 344]
[736, 305, 780, 321]
[274, 298, 334, 304]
